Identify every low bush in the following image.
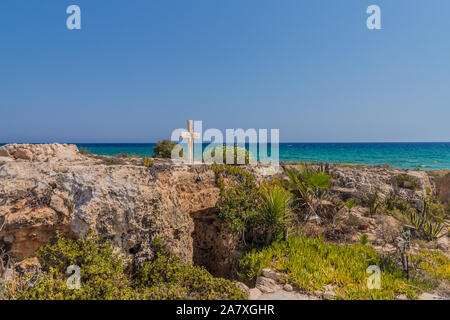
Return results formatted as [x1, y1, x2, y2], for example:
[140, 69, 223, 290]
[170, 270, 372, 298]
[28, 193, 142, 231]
[153, 140, 182, 159]
[204, 145, 253, 165]
[78, 147, 91, 155]
[213, 164, 261, 235]
[143, 157, 154, 167]
[410, 250, 450, 281]
[7, 233, 246, 300]
[116, 153, 139, 158]
[240, 235, 434, 300]
[137, 252, 247, 300]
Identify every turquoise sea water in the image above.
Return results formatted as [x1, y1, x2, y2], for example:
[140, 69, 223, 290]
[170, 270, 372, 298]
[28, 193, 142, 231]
[74, 142, 449, 170]
[1, 143, 449, 170]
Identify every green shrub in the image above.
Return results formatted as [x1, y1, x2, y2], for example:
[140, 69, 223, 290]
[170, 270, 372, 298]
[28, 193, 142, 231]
[143, 157, 154, 167]
[410, 250, 450, 281]
[20, 232, 135, 300]
[240, 236, 433, 300]
[359, 234, 370, 245]
[137, 252, 247, 300]
[204, 144, 253, 165]
[153, 140, 182, 159]
[9, 233, 246, 300]
[116, 153, 139, 158]
[78, 147, 91, 155]
[285, 164, 336, 221]
[213, 164, 261, 235]
[255, 184, 292, 245]
[345, 198, 356, 212]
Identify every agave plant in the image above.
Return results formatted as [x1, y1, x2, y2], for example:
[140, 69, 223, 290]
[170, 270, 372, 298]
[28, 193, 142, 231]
[408, 210, 427, 231]
[408, 210, 445, 241]
[423, 222, 445, 241]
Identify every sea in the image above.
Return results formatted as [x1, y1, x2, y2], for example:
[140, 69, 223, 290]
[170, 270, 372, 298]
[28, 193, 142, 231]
[69, 142, 450, 171]
[1, 142, 449, 170]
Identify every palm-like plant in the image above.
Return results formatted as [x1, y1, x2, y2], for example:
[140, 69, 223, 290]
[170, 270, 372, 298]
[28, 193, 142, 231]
[285, 163, 332, 222]
[258, 184, 292, 245]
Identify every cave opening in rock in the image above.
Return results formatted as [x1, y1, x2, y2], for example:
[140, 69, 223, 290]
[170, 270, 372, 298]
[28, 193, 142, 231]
[190, 209, 240, 280]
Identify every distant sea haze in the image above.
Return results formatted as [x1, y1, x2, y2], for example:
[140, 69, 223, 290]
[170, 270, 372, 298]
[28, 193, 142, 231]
[1, 143, 449, 170]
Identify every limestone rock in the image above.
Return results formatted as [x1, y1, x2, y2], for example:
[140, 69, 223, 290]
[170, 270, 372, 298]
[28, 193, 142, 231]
[283, 284, 293, 292]
[323, 291, 336, 300]
[256, 276, 281, 293]
[13, 148, 33, 161]
[418, 292, 446, 300]
[0, 149, 11, 157]
[0, 156, 13, 165]
[0, 144, 444, 275]
[322, 284, 336, 300]
[261, 268, 282, 281]
[248, 288, 262, 300]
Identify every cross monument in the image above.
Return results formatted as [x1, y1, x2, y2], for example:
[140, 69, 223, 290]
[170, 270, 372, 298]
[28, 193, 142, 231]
[180, 120, 201, 164]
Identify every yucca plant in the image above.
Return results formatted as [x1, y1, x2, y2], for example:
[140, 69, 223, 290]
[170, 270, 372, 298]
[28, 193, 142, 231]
[256, 184, 293, 245]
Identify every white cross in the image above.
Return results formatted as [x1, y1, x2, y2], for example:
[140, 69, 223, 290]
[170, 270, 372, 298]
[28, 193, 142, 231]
[180, 120, 201, 164]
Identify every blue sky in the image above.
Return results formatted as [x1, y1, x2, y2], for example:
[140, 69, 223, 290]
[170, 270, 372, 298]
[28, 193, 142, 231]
[0, 0, 449, 143]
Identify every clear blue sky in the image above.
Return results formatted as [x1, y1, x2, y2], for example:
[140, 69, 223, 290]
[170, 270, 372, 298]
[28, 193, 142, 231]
[1, 0, 449, 143]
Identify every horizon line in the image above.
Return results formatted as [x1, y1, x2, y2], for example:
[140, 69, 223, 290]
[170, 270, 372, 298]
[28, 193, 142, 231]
[1, 141, 450, 144]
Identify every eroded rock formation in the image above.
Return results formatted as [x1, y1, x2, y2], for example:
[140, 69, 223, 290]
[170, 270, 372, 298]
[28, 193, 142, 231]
[0, 144, 442, 275]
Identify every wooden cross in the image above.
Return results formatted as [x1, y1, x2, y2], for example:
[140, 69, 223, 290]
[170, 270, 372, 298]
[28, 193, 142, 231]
[180, 120, 201, 164]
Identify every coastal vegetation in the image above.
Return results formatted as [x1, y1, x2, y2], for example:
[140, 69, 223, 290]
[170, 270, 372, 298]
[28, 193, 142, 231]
[1, 143, 448, 300]
[153, 140, 181, 159]
[204, 145, 252, 165]
[211, 163, 449, 299]
[142, 157, 154, 167]
[0, 233, 246, 300]
[240, 236, 436, 300]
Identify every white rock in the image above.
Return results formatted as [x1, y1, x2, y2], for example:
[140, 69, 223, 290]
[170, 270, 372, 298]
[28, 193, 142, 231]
[418, 293, 446, 300]
[323, 291, 336, 300]
[248, 288, 262, 300]
[283, 284, 293, 292]
[261, 268, 282, 281]
[256, 276, 281, 293]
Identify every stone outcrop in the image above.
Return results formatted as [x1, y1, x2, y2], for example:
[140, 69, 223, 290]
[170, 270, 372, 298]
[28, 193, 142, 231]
[328, 164, 434, 208]
[0, 144, 444, 275]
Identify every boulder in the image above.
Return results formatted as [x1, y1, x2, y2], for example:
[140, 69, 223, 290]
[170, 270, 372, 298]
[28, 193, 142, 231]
[262, 268, 282, 281]
[0, 149, 11, 157]
[256, 276, 281, 293]
[283, 284, 293, 292]
[13, 148, 33, 161]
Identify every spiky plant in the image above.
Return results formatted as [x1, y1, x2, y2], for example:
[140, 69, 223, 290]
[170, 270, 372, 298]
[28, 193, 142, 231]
[257, 184, 293, 245]
[285, 163, 333, 222]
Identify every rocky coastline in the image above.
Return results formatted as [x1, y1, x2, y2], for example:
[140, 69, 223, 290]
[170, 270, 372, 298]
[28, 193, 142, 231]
[0, 143, 448, 300]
